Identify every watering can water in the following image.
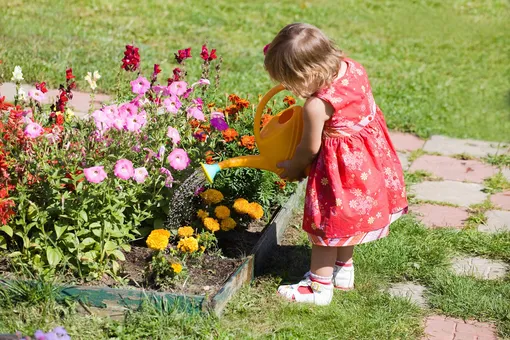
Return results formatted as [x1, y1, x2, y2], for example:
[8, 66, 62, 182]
[201, 84, 308, 183]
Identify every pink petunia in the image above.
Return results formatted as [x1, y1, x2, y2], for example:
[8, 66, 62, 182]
[24, 122, 44, 138]
[133, 167, 149, 183]
[126, 112, 147, 132]
[169, 81, 188, 97]
[191, 79, 210, 87]
[167, 148, 190, 171]
[28, 89, 45, 103]
[113, 159, 134, 180]
[83, 166, 107, 184]
[166, 126, 181, 144]
[187, 106, 205, 121]
[130, 76, 150, 95]
[163, 95, 182, 114]
[91, 109, 113, 132]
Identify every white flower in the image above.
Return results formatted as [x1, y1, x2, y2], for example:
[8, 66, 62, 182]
[11, 66, 24, 82]
[84, 70, 101, 90]
[17, 87, 27, 101]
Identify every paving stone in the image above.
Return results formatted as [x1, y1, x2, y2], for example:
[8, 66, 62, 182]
[412, 204, 469, 228]
[409, 155, 499, 183]
[389, 131, 425, 152]
[411, 181, 487, 207]
[490, 191, 510, 210]
[423, 315, 497, 340]
[478, 210, 510, 233]
[388, 282, 427, 308]
[0, 82, 110, 117]
[398, 152, 410, 170]
[451, 256, 508, 280]
[423, 135, 508, 158]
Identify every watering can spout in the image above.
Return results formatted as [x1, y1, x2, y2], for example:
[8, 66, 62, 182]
[201, 155, 267, 184]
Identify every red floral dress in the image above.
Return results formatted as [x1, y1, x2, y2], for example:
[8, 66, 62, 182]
[303, 58, 408, 247]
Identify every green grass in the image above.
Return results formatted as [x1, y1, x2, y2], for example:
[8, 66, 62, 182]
[2, 215, 510, 339]
[1, 0, 509, 141]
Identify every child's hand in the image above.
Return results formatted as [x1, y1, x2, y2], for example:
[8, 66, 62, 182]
[277, 160, 306, 182]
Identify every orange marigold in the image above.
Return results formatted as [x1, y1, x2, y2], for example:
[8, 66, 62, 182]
[222, 128, 239, 142]
[228, 94, 241, 103]
[207, 102, 216, 109]
[236, 99, 250, 109]
[283, 96, 296, 106]
[276, 180, 287, 190]
[177, 237, 199, 253]
[248, 202, 264, 220]
[220, 217, 237, 231]
[146, 229, 171, 251]
[190, 119, 201, 129]
[177, 226, 194, 238]
[214, 205, 231, 219]
[200, 189, 224, 204]
[233, 198, 250, 214]
[203, 217, 220, 232]
[205, 150, 215, 165]
[261, 114, 273, 128]
[224, 104, 238, 116]
[240, 135, 256, 150]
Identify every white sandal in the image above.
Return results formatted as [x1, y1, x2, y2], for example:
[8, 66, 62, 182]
[278, 278, 333, 306]
[303, 264, 354, 291]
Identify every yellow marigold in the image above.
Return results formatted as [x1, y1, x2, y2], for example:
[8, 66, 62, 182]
[220, 217, 237, 231]
[200, 189, 224, 205]
[171, 262, 183, 274]
[197, 209, 209, 220]
[214, 205, 231, 220]
[203, 217, 220, 232]
[177, 226, 194, 238]
[200, 246, 206, 253]
[177, 237, 199, 253]
[146, 229, 171, 251]
[248, 202, 264, 220]
[233, 198, 250, 214]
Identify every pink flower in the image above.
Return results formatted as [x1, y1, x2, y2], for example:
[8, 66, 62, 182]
[45, 133, 60, 144]
[210, 111, 224, 119]
[191, 79, 210, 87]
[187, 106, 205, 121]
[24, 122, 44, 138]
[112, 116, 126, 130]
[130, 76, 150, 95]
[169, 81, 188, 97]
[28, 89, 45, 103]
[91, 109, 113, 132]
[163, 95, 182, 114]
[114, 159, 134, 180]
[133, 167, 149, 183]
[126, 112, 147, 132]
[192, 97, 203, 109]
[164, 173, 174, 188]
[167, 148, 190, 171]
[159, 167, 171, 176]
[84, 166, 107, 184]
[166, 126, 181, 144]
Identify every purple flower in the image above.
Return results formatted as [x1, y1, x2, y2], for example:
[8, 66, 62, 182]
[130, 76, 150, 95]
[157, 145, 166, 160]
[194, 186, 205, 196]
[187, 106, 205, 121]
[163, 95, 182, 114]
[166, 126, 181, 144]
[164, 173, 174, 187]
[182, 88, 193, 99]
[210, 117, 228, 131]
[167, 148, 190, 171]
[133, 167, 149, 183]
[169, 81, 188, 97]
[132, 144, 142, 152]
[192, 97, 203, 109]
[114, 159, 134, 180]
[159, 167, 171, 176]
[24, 122, 44, 138]
[210, 111, 224, 119]
[84, 166, 107, 183]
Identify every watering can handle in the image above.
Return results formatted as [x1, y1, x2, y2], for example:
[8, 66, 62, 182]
[253, 83, 286, 146]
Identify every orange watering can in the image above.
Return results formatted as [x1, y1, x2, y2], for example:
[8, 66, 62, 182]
[201, 84, 307, 183]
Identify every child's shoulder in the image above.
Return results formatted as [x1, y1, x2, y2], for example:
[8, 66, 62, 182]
[344, 58, 367, 77]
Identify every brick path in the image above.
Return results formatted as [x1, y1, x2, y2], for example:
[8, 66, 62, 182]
[390, 132, 509, 340]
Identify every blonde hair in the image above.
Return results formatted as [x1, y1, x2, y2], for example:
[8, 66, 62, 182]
[264, 23, 344, 98]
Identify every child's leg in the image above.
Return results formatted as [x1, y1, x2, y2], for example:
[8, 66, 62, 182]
[278, 244, 336, 305]
[334, 245, 355, 290]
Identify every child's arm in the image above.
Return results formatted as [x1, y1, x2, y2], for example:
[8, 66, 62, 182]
[278, 97, 333, 181]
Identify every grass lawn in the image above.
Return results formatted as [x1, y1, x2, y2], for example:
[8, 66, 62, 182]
[1, 0, 509, 141]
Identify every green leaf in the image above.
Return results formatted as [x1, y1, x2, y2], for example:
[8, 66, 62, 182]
[120, 244, 131, 252]
[111, 260, 120, 273]
[46, 247, 62, 267]
[79, 210, 88, 223]
[0, 235, 6, 249]
[0, 225, 13, 237]
[104, 240, 117, 252]
[8, 251, 22, 257]
[54, 225, 67, 239]
[81, 237, 96, 247]
[111, 250, 125, 261]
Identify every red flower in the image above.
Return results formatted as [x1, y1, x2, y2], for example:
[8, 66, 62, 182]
[175, 47, 192, 64]
[0, 97, 14, 111]
[276, 180, 286, 190]
[66, 68, 75, 80]
[200, 44, 217, 62]
[0, 199, 15, 226]
[204, 150, 215, 164]
[228, 94, 241, 103]
[283, 95, 296, 106]
[35, 82, 48, 94]
[121, 45, 141, 72]
[56, 115, 64, 126]
[153, 64, 161, 76]
[193, 129, 208, 142]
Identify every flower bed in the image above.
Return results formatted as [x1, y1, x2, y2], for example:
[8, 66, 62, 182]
[0, 44, 297, 297]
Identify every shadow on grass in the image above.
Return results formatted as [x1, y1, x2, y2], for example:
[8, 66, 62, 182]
[257, 243, 311, 283]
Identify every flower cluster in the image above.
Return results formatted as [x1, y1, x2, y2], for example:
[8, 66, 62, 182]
[233, 198, 264, 219]
[146, 229, 171, 251]
[122, 45, 141, 71]
[200, 189, 224, 205]
[177, 236, 199, 253]
[177, 226, 194, 238]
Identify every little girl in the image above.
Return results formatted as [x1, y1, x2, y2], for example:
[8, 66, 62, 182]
[264, 23, 408, 305]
